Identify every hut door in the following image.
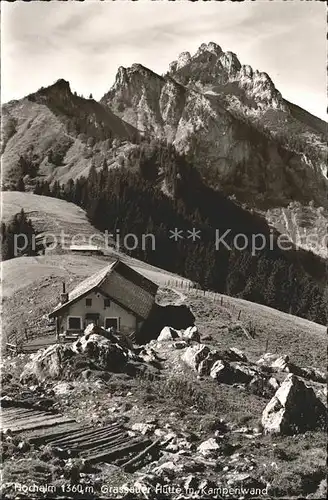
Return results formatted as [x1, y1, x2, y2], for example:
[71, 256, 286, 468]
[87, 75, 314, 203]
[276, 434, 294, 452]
[85, 313, 100, 327]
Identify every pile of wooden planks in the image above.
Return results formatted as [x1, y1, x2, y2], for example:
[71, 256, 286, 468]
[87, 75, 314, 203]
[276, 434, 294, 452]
[1, 403, 158, 469]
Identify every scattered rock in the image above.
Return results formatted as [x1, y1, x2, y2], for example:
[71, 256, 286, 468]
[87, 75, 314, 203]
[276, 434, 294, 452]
[157, 326, 181, 341]
[231, 362, 257, 382]
[257, 353, 287, 370]
[153, 461, 177, 478]
[262, 374, 326, 434]
[228, 347, 248, 362]
[184, 474, 199, 492]
[53, 381, 74, 395]
[268, 377, 280, 391]
[290, 365, 326, 384]
[197, 351, 222, 376]
[182, 345, 211, 371]
[182, 326, 200, 342]
[257, 353, 326, 384]
[210, 360, 254, 384]
[197, 437, 220, 458]
[138, 346, 161, 365]
[210, 359, 231, 382]
[271, 355, 289, 372]
[131, 423, 155, 435]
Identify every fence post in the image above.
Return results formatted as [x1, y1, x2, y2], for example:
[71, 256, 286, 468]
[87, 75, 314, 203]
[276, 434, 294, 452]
[265, 336, 269, 352]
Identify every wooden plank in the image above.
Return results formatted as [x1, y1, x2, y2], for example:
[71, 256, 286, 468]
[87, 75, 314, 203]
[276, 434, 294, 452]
[7, 416, 76, 433]
[54, 430, 126, 448]
[2, 409, 49, 420]
[80, 436, 133, 458]
[122, 438, 160, 471]
[3, 413, 66, 429]
[50, 422, 122, 445]
[68, 433, 129, 453]
[2, 408, 38, 417]
[26, 423, 84, 444]
[82, 437, 151, 463]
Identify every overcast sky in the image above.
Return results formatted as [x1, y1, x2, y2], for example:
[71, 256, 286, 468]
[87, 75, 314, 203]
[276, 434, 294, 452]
[2, 0, 327, 120]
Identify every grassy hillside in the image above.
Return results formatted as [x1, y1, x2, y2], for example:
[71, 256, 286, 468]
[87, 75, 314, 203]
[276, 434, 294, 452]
[2, 191, 98, 234]
[2, 253, 326, 371]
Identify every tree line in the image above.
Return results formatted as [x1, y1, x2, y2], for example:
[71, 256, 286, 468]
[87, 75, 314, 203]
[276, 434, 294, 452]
[1, 209, 37, 261]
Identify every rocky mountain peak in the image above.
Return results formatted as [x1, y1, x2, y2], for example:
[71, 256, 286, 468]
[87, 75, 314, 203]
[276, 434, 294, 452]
[168, 42, 285, 110]
[41, 78, 72, 95]
[196, 41, 223, 56]
[219, 51, 241, 76]
[169, 51, 192, 73]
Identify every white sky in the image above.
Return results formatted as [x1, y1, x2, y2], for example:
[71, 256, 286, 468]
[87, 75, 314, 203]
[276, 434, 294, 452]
[1, 0, 327, 120]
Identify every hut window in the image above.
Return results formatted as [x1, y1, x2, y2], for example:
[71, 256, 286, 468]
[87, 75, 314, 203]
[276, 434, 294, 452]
[105, 317, 119, 331]
[67, 316, 82, 330]
[86, 298, 92, 307]
[104, 298, 111, 308]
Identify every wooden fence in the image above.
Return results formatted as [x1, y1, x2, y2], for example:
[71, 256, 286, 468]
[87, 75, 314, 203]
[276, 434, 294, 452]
[163, 279, 268, 348]
[5, 323, 56, 355]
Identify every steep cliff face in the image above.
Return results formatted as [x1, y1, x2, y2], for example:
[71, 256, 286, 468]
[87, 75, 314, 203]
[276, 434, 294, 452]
[101, 44, 327, 209]
[102, 64, 187, 142]
[265, 203, 328, 259]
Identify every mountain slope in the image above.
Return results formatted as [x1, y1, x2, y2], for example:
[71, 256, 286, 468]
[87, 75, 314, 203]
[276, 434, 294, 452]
[2, 79, 139, 188]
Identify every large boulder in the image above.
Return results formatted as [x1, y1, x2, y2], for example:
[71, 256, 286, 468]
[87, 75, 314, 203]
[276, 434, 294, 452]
[181, 345, 210, 371]
[72, 334, 128, 371]
[85, 323, 134, 350]
[20, 344, 74, 384]
[261, 374, 326, 435]
[197, 350, 222, 376]
[157, 326, 181, 341]
[20, 333, 133, 384]
[210, 360, 255, 384]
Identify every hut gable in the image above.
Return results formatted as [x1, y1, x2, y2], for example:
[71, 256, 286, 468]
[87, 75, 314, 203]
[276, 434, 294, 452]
[49, 260, 158, 321]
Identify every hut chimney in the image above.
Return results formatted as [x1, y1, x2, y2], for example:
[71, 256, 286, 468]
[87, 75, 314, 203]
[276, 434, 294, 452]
[60, 282, 68, 304]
